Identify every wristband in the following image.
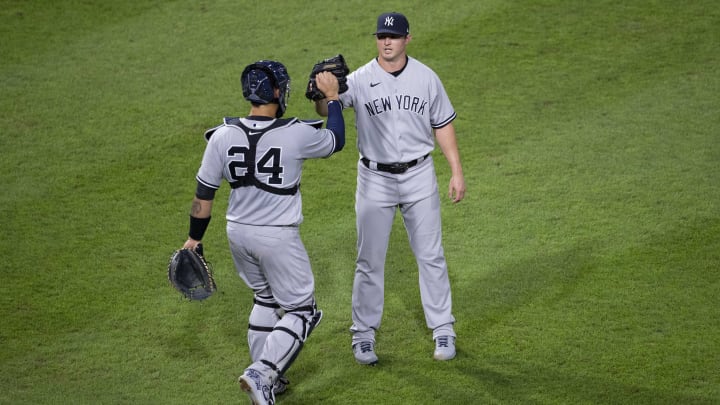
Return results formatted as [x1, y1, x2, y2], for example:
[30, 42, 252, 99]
[189, 215, 211, 241]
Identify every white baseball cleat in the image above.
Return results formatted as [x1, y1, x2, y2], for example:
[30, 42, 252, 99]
[352, 341, 378, 365]
[239, 368, 275, 405]
[433, 336, 456, 360]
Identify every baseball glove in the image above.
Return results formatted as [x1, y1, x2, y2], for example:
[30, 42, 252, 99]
[167, 244, 216, 300]
[305, 54, 349, 101]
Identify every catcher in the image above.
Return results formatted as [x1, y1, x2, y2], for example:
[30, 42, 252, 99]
[172, 59, 346, 405]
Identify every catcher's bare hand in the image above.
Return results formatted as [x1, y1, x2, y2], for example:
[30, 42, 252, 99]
[315, 71, 339, 100]
[182, 238, 202, 251]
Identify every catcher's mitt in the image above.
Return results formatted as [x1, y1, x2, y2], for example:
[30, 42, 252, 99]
[305, 54, 349, 101]
[168, 244, 216, 300]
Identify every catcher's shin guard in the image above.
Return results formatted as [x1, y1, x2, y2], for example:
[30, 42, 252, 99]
[248, 294, 282, 362]
[259, 303, 322, 376]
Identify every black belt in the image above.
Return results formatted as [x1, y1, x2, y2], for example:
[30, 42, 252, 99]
[361, 154, 429, 174]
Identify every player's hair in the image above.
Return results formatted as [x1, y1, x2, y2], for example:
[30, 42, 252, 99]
[241, 60, 291, 118]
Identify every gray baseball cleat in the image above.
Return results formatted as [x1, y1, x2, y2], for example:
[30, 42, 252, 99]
[273, 376, 290, 396]
[433, 335, 456, 360]
[352, 341, 378, 365]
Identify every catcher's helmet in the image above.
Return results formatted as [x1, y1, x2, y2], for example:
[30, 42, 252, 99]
[241, 60, 291, 118]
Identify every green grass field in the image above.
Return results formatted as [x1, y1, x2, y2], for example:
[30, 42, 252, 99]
[2, 1, 718, 404]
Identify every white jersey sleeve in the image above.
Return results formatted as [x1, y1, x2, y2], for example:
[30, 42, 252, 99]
[339, 57, 456, 164]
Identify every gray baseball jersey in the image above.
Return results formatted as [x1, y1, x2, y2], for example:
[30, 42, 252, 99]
[196, 117, 337, 226]
[339, 56, 456, 163]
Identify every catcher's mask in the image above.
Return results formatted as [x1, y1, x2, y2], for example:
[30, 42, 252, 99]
[241, 60, 291, 118]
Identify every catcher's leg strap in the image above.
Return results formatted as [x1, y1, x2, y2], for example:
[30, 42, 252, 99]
[259, 304, 322, 375]
[248, 294, 282, 362]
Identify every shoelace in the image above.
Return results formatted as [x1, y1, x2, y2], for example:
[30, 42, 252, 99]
[436, 336, 449, 348]
[359, 341, 374, 353]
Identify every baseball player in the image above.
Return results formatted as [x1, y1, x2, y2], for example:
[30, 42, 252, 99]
[315, 12, 465, 365]
[182, 60, 344, 405]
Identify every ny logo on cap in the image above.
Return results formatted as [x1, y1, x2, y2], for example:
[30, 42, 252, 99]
[384, 16, 395, 26]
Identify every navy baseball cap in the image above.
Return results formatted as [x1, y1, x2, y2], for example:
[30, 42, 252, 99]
[374, 12, 410, 36]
